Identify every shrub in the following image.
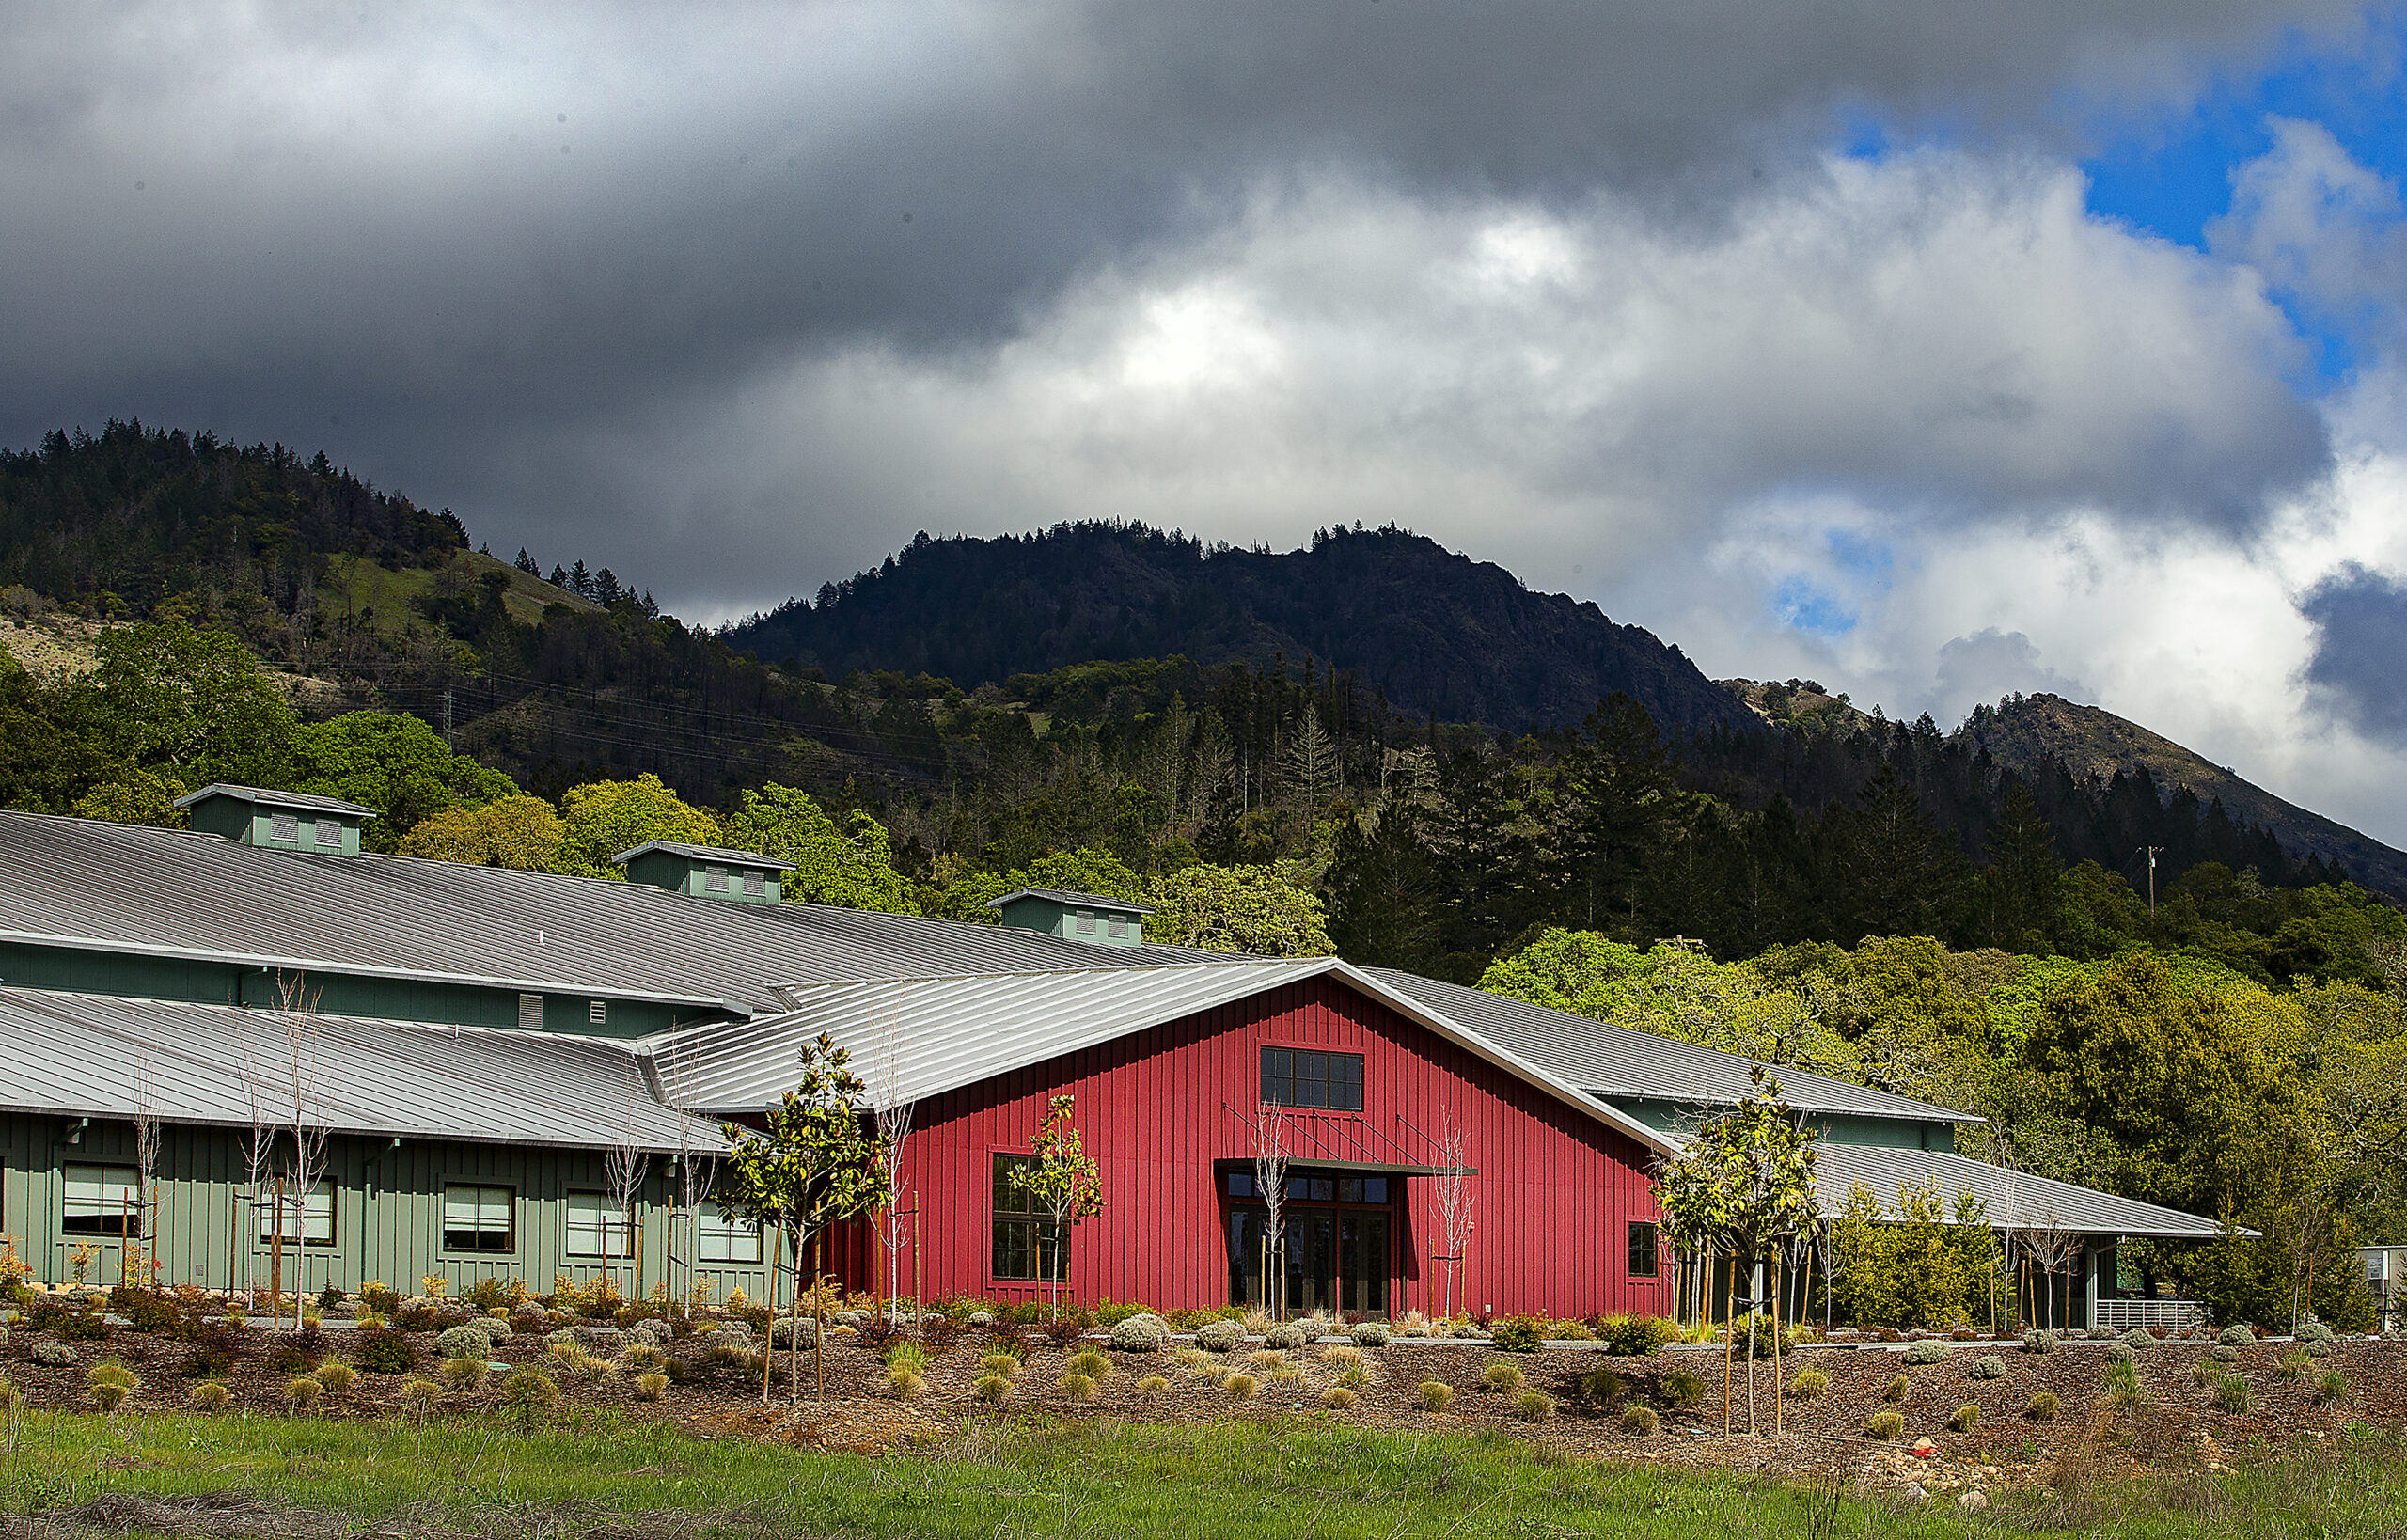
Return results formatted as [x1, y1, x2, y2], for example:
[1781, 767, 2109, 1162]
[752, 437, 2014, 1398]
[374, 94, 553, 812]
[1067, 1348, 1112, 1380]
[1789, 1368, 1829, 1399]
[314, 1361, 358, 1394]
[1195, 1320, 1246, 1353]
[1482, 1360, 1523, 1392]
[1263, 1322, 1312, 1351]
[1619, 1404, 1660, 1435]
[1350, 1321, 1392, 1347]
[1322, 1385, 1358, 1409]
[1865, 1410, 1905, 1439]
[2219, 1324, 2256, 1347]
[2210, 1374, 2249, 1415]
[2211, 1344, 2241, 1363]
[1419, 1380, 1456, 1412]
[1902, 1339, 1948, 1365]
[2312, 1368, 2349, 1406]
[2122, 1328, 2156, 1351]
[1949, 1403, 1980, 1433]
[360, 1283, 403, 1315]
[1225, 1374, 1259, 1399]
[1578, 1369, 1628, 1407]
[1967, 1356, 2006, 1380]
[354, 1329, 418, 1375]
[2308, 1339, 2336, 1359]
[438, 1356, 489, 1390]
[1881, 1374, 1908, 1403]
[31, 1342, 75, 1367]
[1515, 1389, 1552, 1422]
[1058, 1372, 1098, 1402]
[973, 1374, 1011, 1404]
[2102, 1341, 2136, 1363]
[177, 1345, 235, 1380]
[2278, 1348, 2312, 1382]
[1490, 1316, 1546, 1354]
[622, 1343, 669, 1371]
[1599, 1314, 1676, 1357]
[187, 1380, 231, 1413]
[2298, 1318, 2336, 1345]
[2025, 1391, 2058, 1420]
[1109, 1314, 1171, 1353]
[1661, 1371, 1705, 1410]
[57, 1312, 111, 1343]
[2020, 1329, 2057, 1355]
[919, 1315, 968, 1355]
[436, 1325, 491, 1361]
[400, 1378, 442, 1415]
[1040, 1316, 1089, 1350]
[282, 1375, 322, 1410]
[499, 1367, 559, 1421]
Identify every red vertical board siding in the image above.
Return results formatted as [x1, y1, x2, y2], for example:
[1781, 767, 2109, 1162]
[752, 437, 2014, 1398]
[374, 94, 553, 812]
[871, 978, 1664, 1319]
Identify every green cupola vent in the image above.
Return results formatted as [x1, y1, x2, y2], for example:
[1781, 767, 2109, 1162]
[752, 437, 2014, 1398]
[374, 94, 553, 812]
[173, 783, 375, 856]
[612, 841, 792, 904]
[986, 887, 1153, 947]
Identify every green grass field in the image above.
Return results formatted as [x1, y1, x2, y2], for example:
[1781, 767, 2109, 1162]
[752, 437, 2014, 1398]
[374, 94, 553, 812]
[3, 1411, 2403, 1539]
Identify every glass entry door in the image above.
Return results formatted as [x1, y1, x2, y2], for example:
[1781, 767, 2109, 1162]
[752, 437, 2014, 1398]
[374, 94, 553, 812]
[1228, 1205, 1390, 1316]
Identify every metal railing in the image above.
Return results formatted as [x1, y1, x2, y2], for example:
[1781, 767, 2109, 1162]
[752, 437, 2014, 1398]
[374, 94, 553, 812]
[2095, 1297, 2206, 1332]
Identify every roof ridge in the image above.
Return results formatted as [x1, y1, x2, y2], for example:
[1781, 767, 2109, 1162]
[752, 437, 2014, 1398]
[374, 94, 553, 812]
[764, 956, 1325, 992]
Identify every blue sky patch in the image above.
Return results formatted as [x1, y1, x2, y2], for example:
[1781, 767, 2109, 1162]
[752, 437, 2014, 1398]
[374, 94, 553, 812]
[1774, 576, 1858, 636]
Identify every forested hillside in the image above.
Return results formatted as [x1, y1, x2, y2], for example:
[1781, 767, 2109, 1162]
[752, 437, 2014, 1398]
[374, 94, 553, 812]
[725, 523, 1757, 735]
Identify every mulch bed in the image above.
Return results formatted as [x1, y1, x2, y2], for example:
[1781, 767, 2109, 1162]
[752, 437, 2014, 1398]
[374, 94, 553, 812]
[8, 1322, 2396, 1499]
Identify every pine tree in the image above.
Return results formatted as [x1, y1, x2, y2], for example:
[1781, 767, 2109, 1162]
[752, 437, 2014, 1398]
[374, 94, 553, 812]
[1982, 782, 2061, 950]
[513, 548, 539, 576]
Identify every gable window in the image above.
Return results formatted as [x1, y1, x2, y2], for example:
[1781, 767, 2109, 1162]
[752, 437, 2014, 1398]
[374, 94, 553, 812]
[313, 818, 342, 848]
[991, 1154, 1063, 1283]
[743, 870, 766, 897]
[1107, 915, 1129, 939]
[62, 1164, 139, 1235]
[695, 1199, 763, 1264]
[1260, 1047, 1364, 1111]
[269, 812, 299, 842]
[566, 1191, 634, 1258]
[705, 865, 729, 893]
[258, 1183, 336, 1247]
[517, 994, 543, 1029]
[1628, 1221, 1660, 1279]
[1074, 910, 1096, 935]
[442, 1184, 514, 1252]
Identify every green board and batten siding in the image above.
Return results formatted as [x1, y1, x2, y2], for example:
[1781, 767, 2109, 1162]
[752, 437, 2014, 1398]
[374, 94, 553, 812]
[0, 1113, 773, 1303]
[0, 942, 710, 1039]
[1603, 1098, 1956, 1153]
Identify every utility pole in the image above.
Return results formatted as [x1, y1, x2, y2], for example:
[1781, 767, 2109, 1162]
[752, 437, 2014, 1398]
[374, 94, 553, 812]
[2138, 845, 2163, 916]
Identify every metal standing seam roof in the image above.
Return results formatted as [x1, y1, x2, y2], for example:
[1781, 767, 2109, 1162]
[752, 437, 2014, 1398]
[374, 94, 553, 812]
[986, 887, 1155, 914]
[171, 783, 378, 818]
[642, 956, 1683, 1157]
[1811, 1144, 2233, 1240]
[0, 811, 1232, 1015]
[611, 841, 794, 871]
[1367, 968, 1976, 1126]
[0, 986, 717, 1153]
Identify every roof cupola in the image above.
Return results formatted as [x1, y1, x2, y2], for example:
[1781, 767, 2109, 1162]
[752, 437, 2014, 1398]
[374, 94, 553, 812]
[986, 887, 1153, 947]
[173, 784, 375, 855]
[612, 841, 792, 904]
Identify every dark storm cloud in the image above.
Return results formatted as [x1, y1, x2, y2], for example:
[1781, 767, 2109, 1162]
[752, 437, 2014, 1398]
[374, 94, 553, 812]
[0, 0, 2364, 610]
[2301, 561, 2407, 744]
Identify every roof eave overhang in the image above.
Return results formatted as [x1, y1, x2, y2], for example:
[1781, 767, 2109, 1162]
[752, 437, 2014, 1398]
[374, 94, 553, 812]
[2, 1099, 721, 1156]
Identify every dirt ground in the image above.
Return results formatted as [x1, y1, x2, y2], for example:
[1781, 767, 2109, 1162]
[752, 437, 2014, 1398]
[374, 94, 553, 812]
[7, 1321, 2392, 1502]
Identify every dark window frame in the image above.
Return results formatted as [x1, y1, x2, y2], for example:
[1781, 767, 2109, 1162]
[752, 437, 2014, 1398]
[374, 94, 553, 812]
[1259, 1045, 1365, 1111]
[1628, 1220, 1660, 1279]
[990, 1152, 1064, 1283]
[61, 1162, 141, 1237]
[441, 1182, 517, 1255]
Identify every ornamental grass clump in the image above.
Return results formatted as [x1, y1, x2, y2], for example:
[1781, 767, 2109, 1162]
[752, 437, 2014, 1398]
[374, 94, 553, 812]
[2210, 1373, 2249, 1415]
[439, 1355, 489, 1390]
[498, 1367, 558, 1424]
[635, 1372, 669, 1402]
[1948, 1404, 1980, 1433]
[400, 1378, 442, 1416]
[1661, 1371, 1705, 1410]
[980, 1352, 1021, 1378]
[282, 1375, 322, 1411]
[1419, 1380, 1456, 1412]
[1515, 1389, 1552, 1422]
[1789, 1367, 1829, 1399]
[187, 1380, 230, 1413]
[1135, 1375, 1169, 1397]
[973, 1374, 1011, 1405]
[1865, 1409, 1905, 1439]
[86, 1362, 137, 1413]
[1224, 1374, 1259, 1400]
[314, 1361, 358, 1394]
[2025, 1391, 2058, 1421]
[1322, 1385, 1357, 1410]
[1482, 1359, 1523, 1393]
[2279, 1348, 2312, 1382]
[1058, 1372, 1098, 1402]
[1578, 1368, 1627, 1407]
[2312, 1368, 2349, 1406]
[1620, 1404, 1659, 1435]
[1882, 1374, 1908, 1403]
[621, 1342, 668, 1371]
